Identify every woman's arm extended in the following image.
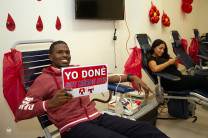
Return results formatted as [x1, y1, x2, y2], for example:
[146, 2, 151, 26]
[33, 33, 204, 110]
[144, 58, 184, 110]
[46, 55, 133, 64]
[148, 58, 177, 72]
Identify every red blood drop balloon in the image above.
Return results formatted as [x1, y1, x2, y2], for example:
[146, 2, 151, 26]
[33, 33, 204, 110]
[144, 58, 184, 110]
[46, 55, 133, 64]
[6, 13, 15, 31]
[56, 16, 61, 30]
[36, 16, 43, 32]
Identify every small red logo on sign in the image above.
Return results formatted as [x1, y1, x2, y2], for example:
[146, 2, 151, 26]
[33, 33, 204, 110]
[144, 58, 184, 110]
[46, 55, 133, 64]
[79, 88, 85, 95]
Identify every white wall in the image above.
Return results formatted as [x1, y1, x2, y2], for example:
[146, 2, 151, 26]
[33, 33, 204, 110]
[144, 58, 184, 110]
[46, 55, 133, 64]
[1, 0, 208, 137]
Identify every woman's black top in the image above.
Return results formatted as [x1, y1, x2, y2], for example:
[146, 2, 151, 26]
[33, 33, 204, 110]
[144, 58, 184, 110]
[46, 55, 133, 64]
[147, 56, 208, 92]
[147, 56, 182, 76]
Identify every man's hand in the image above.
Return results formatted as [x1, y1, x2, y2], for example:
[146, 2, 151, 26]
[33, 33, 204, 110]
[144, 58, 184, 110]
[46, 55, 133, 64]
[47, 88, 73, 109]
[131, 76, 155, 100]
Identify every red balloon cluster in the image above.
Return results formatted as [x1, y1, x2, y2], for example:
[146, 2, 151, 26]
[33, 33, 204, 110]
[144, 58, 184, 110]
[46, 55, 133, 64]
[149, 2, 160, 24]
[162, 11, 170, 27]
[181, 0, 193, 14]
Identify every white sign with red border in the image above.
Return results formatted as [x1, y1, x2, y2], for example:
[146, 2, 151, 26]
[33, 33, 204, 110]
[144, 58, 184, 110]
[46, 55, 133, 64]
[61, 64, 108, 97]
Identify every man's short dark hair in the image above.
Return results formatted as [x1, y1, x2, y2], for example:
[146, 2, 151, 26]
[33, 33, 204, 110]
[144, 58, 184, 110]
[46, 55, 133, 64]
[49, 41, 68, 54]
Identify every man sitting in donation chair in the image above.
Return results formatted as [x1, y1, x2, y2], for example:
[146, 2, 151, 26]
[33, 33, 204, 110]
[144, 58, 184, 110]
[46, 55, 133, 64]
[136, 34, 208, 119]
[15, 40, 168, 138]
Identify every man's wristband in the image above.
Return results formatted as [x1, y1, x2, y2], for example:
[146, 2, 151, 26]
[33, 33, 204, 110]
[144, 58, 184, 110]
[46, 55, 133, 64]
[127, 74, 133, 82]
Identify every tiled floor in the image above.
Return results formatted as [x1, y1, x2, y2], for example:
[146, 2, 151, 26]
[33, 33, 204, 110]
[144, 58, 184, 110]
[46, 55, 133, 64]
[156, 104, 208, 138]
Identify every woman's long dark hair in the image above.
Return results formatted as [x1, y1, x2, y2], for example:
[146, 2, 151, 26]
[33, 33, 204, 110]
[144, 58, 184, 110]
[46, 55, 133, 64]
[151, 39, 170, 59]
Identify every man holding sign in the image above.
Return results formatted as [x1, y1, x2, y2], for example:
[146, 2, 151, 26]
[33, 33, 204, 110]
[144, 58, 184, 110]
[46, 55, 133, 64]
[16, 41, 167, 138]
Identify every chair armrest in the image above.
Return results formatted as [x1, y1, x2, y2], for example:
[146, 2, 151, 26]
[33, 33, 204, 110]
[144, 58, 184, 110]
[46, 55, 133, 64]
[152, 72, 181, 81]
[108, 83, 135, 94]
[196, 54, 208, 61]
